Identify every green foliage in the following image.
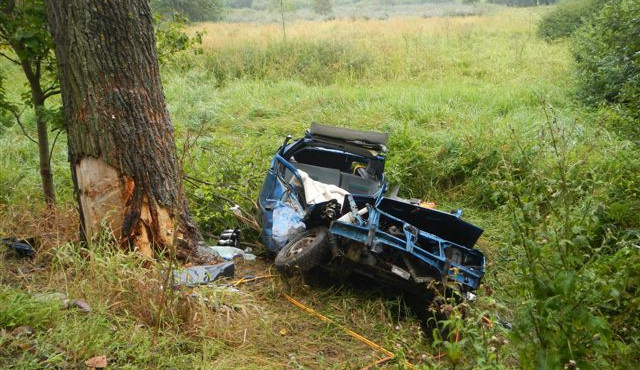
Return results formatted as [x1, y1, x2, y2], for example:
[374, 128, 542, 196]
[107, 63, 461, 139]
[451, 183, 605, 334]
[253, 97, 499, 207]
[0, 0, 53, 63]
[572, 0, 640, 131]
[154, 14, 204, 65]
[418, 283, 514, 369]
[494, 111, 640, 368]
[151, 0, 226, 22]
[600, 146, 640, 231]
[387, 123, 503, 209]
[0, 130, 71, 205]
[180, 132, 275, 241]
[0, 71, 11, 132]
[0, 0, 60, 205]
[537, 0, 602, 41]
[3, 7, 640, 367]
[0, 0, 57, 112]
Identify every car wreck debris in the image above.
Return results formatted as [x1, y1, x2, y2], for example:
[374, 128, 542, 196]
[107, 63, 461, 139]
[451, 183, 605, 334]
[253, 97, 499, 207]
[258, 123, 486, 298]
[208, 246, 257, 261]
[1, 237, 36, 258]
[217, 228, 241, 247]
[200, 228, 257, 261]
[173, 261, 235, 286]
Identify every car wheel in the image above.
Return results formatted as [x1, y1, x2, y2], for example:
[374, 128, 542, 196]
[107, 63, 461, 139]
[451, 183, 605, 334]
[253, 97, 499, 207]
[275, 226, 331, 274]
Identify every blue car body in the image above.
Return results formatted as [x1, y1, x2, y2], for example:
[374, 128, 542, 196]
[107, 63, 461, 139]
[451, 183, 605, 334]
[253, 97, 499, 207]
[258, 123, 485, 291]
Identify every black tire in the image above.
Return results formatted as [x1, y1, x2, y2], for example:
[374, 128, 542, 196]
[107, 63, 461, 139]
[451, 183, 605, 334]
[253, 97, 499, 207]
[275, 226, 331, 274]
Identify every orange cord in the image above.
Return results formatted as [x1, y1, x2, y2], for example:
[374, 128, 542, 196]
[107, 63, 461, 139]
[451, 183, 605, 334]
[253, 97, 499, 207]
[482, 316, 494, 327]
[232, 274, 456, 368]
[359, 355, 395, 370]
[231, 274, 278, 286]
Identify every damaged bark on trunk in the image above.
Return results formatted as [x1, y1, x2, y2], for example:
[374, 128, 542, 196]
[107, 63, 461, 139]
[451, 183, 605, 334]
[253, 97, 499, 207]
[44, 0, 201, 259]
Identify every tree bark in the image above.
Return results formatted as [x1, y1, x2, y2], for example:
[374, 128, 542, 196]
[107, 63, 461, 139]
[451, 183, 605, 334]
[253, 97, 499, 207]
[44, 0, 201, 259]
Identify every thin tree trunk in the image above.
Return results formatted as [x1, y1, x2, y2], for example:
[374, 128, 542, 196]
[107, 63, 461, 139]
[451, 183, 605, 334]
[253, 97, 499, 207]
[44, 0, 201, 259]
[34, 101, 55, 208]
[18, 56, 56, 209]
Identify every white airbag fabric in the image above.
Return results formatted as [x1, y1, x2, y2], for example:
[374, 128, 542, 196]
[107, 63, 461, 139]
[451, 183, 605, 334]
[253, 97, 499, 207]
[293, 169, 349, 207]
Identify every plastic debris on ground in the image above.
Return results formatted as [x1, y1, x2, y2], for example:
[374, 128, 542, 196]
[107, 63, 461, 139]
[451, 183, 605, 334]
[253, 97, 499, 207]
[207, 246, 256, 261]
[1, 237, 36, 258]
[173, 261, 235, 286]
[32, 292, 92, 312]
[217, 228, 241, 247]
[33, 292, 68, 307]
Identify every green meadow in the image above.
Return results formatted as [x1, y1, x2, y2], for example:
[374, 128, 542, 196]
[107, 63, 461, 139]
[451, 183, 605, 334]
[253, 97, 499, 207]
[1, 5, 638, 369]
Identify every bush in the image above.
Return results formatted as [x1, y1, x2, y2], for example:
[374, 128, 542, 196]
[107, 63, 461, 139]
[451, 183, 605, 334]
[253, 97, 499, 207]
[572, 0, 640, 123]
[154, 14, 204, 65]
[494, 114, 640, 368]
[537, 0, 603, 41]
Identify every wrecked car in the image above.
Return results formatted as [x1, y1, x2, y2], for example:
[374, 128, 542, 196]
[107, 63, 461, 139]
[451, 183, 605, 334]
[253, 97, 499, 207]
[258, 123, 485, 298]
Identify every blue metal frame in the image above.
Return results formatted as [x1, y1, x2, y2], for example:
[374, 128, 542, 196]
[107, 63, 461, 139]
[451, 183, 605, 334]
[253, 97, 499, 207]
[258, 133, 486, 290]
[330, 204, 485, 290]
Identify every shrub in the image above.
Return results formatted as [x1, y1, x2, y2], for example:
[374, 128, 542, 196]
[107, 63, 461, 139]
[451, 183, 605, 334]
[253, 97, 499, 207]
[154, 14, 204, 65]
[537, 0, 603, 41]
[572, 0, 640, 124]
[494, 112, 640, 368]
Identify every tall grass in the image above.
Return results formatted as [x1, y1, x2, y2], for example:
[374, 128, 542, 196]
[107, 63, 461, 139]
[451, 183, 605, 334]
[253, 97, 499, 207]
[1, 6, 639, 368]
[194, 9, 568, 85]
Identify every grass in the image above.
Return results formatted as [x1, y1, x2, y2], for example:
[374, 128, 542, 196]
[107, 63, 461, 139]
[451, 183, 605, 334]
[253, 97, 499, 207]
[1, 243, 476, 368]
[1, 5, 639, 369]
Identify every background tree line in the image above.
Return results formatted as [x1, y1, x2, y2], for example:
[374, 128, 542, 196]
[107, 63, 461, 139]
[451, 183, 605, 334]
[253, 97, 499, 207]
[487, 0, 558, 6]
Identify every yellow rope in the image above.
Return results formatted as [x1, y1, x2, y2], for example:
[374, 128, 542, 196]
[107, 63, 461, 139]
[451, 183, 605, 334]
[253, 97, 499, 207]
[231, 274, 414, 368]
[283, 293, 414, 369]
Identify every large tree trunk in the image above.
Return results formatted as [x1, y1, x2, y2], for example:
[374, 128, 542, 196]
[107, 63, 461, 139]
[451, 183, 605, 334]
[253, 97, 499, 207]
[44, 0, 201, 259]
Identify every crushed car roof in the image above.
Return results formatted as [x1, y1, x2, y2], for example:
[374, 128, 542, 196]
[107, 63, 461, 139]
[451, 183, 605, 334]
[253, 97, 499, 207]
[308, 122, 389, 158]
[310, 122, 389, 146]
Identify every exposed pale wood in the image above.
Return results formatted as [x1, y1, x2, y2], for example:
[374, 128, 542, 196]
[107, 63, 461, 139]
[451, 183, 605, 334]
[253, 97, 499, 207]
[45, 0, 201, 259]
